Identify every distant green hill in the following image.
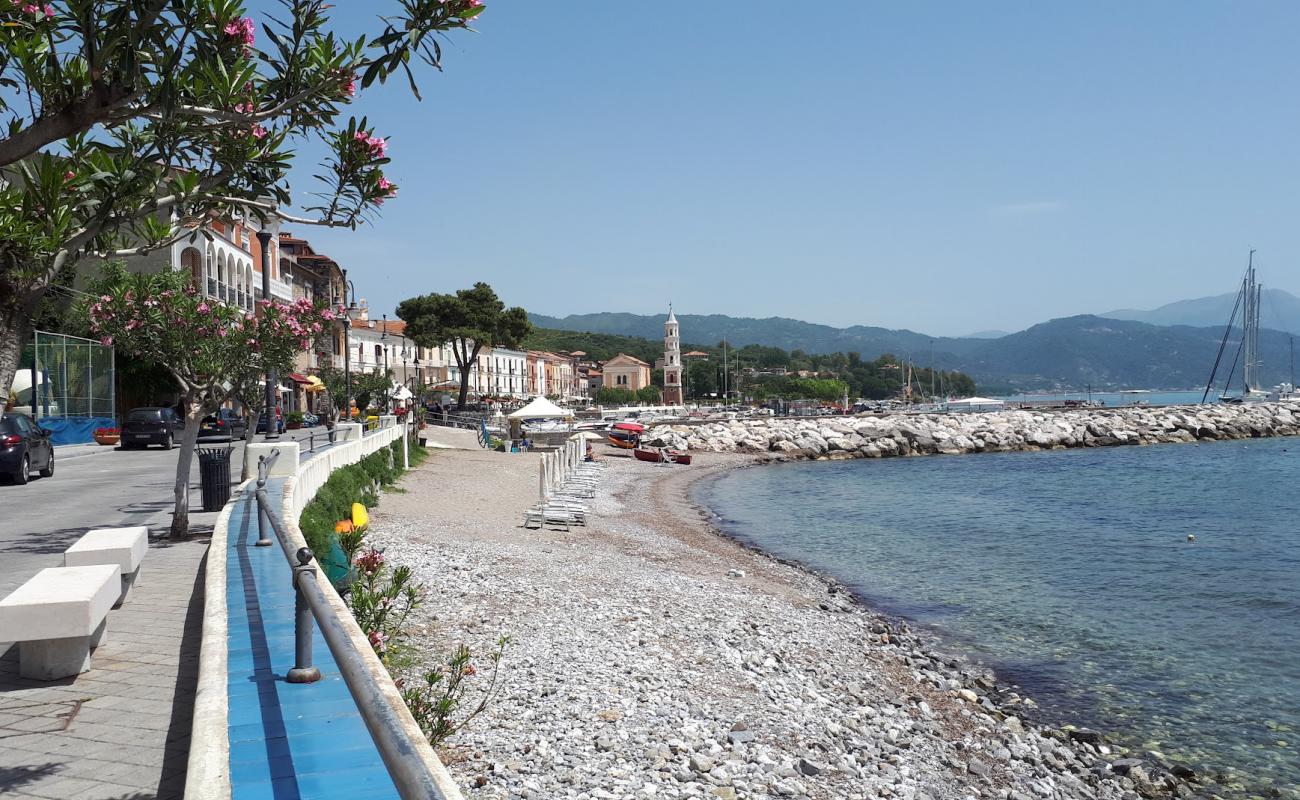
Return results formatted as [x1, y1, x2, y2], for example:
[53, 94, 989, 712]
[527, 311, 1298, 391]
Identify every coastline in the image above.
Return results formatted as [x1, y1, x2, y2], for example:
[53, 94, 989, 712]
[368, 448, 1220, 800]
[644, 401, 1300, 461]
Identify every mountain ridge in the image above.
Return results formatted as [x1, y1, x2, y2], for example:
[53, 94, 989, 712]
[528, 310, 1297, 392]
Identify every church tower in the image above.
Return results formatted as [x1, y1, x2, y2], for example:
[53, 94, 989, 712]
[662, 305, 683, 405]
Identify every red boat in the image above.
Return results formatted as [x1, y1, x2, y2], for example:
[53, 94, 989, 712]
[634, 447, 692, 465]
[608, 430, 639, 449]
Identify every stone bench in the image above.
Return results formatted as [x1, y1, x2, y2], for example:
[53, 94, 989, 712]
[64, 526, 149, 607]
[0, 565, 121, 680]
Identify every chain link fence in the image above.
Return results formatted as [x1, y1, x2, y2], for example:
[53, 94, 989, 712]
[14, 331, 116, 444]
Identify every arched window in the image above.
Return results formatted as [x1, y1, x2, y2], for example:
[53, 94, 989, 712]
[180, 247, 202, 288]
[217, 254, 227, 302]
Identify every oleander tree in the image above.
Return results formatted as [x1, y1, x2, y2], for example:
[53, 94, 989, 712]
[0, 0, 486, 405]
[397, 283, 530, 410]
[88, 263, 333, 536]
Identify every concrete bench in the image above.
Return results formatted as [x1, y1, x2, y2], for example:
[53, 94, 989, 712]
[64, 526, 149, 606]
[0, 565, 121, 680]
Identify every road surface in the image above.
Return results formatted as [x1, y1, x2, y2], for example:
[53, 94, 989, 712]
[0, 428, 323, 596]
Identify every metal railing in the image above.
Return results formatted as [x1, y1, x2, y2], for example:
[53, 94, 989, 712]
[251, 449, 454, 799]
[424, 410, 487, 430]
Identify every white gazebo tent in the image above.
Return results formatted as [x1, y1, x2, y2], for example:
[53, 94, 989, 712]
[508, 396, 572, 442]
[508, 396, 571, 420]
[946, 396, 1006, 413]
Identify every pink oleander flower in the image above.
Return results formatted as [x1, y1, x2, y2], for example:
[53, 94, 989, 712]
[251, 124, 268, 140]
[197, 302, 210, 313]
[367, 630, 389, 653]
[366, 135, 387, 157]
[22, 4, 39, 14]
[341, 73, 357, 97]
[43, 4, 53, 18]
[355, 549, 384, 573]
[224, 16, 255, 47]
[233, 102, 254, 114]
[63, 170, 75, 181]
[100, 336, 113, 347]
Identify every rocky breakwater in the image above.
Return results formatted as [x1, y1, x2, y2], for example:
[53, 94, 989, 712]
[644, 402, 1300, 459]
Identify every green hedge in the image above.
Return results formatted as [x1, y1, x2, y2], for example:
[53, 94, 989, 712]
[298, 433, 423, 580]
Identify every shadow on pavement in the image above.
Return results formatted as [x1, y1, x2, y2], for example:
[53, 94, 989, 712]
[0, 762, 63, 792]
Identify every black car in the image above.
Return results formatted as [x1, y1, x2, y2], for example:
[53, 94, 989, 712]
[122, 407, 184, 449]
[199, 408, 248, 441]
[256, 408, 286, 434]
[0, 412, 54, 484]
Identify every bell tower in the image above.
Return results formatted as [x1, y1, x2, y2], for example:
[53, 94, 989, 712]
[662, 305, 682, 405]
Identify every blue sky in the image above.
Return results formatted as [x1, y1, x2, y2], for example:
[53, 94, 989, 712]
[275, 2, 1300, 336]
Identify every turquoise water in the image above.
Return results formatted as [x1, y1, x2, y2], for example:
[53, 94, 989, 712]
[699, 438, 1300, 795]
[999, 389, 1208, 406]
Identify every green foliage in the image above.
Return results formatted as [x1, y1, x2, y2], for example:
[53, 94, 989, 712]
[636, 385, 662, 403]
[286, 411, 304, 425]
[352, 368, 393, 414]
[595, 386, 635, 405]
[0, 0, 486, 399]
[397, 282, 530, 408]
[401, 637, 509, 748]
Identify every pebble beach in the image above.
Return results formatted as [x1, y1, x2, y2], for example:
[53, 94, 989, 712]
[369, 447, 1215, 800]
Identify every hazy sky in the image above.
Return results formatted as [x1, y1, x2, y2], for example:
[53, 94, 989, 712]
[275, 2, 1300, 336]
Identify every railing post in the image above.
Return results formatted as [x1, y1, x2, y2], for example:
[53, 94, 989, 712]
[255, 455, 272, 547]
[287, 547, 322, 684]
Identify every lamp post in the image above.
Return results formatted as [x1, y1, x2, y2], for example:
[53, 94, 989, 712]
[380, 313, 391, 413]
[256, 230, 279, 441]
[333, 275, 358, 424]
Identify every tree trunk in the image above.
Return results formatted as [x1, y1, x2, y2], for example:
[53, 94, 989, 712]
[169, 392, 205, 538]
[0, 298, 36, 408]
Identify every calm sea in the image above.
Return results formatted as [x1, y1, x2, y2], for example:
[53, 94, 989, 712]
[999, 389, 1207, 406]
[698, 437, 1300, 795]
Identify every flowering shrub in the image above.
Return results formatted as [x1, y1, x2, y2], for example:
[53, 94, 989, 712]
[317, 437, 505, 748]
[86, 263, 334, 535]
[400, 638, 508, 748]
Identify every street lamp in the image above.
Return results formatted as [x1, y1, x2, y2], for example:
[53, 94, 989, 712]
[380, 313, 391, 413]
[255, 230, 278, 441]
[333, 274, 358, 424]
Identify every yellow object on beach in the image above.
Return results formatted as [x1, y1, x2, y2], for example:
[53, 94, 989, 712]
[351, 502, 369, 531]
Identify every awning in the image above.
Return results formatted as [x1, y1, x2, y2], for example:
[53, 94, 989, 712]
[287, 373, 311, 385]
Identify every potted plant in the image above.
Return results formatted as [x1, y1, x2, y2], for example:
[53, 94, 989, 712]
[93, 426, 121, 446]
[286, 411, 304, 430]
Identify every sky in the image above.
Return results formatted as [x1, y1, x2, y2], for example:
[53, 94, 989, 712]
[266, 2, 1300, 337]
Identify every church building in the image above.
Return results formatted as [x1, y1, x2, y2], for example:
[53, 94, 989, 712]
[662, 306, 683, 405]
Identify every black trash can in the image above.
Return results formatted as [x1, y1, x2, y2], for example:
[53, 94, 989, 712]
[198, 447, 232, 511]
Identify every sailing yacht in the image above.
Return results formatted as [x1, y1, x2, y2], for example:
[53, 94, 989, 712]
[1205, 252, 1299, 403]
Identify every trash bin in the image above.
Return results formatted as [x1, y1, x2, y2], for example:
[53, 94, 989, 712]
[198, 447, 232, 511]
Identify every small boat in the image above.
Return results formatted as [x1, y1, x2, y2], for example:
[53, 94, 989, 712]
[634, 447, 692, 465]
[612, 421, 646, 433]
[608, 430, 639, 449]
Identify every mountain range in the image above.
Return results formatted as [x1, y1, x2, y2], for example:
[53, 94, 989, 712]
[1102, 288, 1300, 334]
[530, 290, 1300, 392]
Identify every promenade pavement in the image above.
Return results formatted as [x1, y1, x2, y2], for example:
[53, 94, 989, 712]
[0, 428, 326, 799]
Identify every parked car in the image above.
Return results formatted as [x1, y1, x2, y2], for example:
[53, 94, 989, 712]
[0, 412, 55, 484]
[122, 406, 184, 449]
[199, 408, 248, 441]
[256, 408, 286, 434]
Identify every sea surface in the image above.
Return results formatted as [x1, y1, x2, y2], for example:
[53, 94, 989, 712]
[999, 389, 1207, 407]
[698, 437, 1300, 795]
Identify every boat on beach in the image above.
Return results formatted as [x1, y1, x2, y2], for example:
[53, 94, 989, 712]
[633, 447, 692, 465]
